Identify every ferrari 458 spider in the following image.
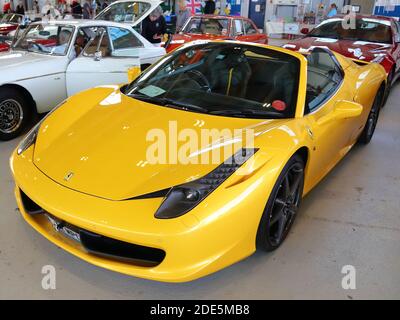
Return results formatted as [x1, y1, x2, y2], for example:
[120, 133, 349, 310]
[11, 41, 386, 282]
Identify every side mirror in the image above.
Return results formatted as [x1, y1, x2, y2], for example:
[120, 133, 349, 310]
[395, 34, 400, 43]
[300, 27, 309, 35]
[317, 100, 363, 125]
[334, 100, 363, 119]
[94, 51, 102, 61]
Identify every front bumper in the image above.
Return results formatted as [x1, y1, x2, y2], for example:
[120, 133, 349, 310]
[11, 147, 268, 282]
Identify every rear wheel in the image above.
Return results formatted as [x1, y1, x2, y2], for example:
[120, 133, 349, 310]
[0, 88, 33, 141]
[382, 68, 395, 107]
[358, 85, 384, 144]
[256, 154, 305, 252]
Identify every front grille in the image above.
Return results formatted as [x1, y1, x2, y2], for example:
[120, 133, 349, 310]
[19, 189, 166, 267]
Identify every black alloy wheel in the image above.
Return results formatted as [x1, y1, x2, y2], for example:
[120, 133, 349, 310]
[359, 85, 384, 144]
[257, 154, 305, 251]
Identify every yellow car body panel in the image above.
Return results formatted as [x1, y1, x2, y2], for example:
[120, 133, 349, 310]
[10, 43, 387, 282]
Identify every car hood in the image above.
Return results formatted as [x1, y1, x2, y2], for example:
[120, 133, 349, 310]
[0, 51, 67, 83]
[33, 86, 278, 201]
[284, 37, 392, 62]
[95, 0, 164, 27]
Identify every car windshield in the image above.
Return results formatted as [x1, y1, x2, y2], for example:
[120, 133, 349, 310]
[182, 17, 229, 35]
[1, 13, 23, 24]
[308, 18, 392, 44]
[13, 24, 74, 56]
[124, 43, 300, 119]
[96, 1, 151, 24]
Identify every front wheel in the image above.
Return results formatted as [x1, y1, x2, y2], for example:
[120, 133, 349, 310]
[256, 154, 305, 252]
[0, 88, 33, 141]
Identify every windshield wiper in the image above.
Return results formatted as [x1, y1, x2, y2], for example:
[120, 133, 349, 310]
[210, 109, 283, 118]
[129, 93, 209, 113]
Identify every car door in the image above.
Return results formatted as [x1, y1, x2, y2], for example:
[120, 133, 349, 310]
[109, 26, 162, 66]
[241, 19, 267, 44]
[23, 24, 73, 112]
[303, 49, 356, 184]
[66, 26, 140, 96]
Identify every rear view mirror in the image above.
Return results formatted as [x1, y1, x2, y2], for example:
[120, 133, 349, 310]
[300, 27, 309, 35]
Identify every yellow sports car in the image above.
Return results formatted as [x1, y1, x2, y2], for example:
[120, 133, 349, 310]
[11, 42, 386, 282]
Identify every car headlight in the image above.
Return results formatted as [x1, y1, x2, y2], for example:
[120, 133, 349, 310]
[17, 100, 67, 155]
[17, 122, 39, 155]
[155, 148, 258, 219]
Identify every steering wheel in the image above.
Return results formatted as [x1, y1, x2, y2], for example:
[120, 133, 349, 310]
[185, 70, 212, 93]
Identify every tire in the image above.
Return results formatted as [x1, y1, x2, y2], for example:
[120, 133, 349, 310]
[0, 88, 33, 141]
[256, 154, 305, 252]
[382, 68, 394, 107]
[358, 85, 384, 145]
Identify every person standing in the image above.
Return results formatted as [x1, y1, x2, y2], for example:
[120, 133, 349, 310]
[176, 1, 191, 31]
[82, 0, 91, 19]
[15, 0, 25, 15]
[3, 0, 11, 14]
[42, 0, 61, 19]
[326, 3, 338, 18]
[141, 6, 166, 45]
[204, 0, 215, 14]
[91, 0, 98, 18]
[33, 0, 40, 14]
[72, 0, 83, 17]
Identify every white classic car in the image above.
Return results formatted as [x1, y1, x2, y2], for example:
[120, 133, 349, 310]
[0, 19, 165, 140]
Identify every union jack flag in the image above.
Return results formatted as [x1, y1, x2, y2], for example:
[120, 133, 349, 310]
[186, 0, 203, 15]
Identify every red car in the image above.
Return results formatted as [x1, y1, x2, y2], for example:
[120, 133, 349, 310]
[166, 15, 268, 53]
[284, 15, 400, 93]
[0, 13, 23, 36]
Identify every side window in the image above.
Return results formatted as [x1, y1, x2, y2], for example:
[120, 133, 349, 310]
[109, 27, 143, 50]
[83, 27, 111, 58]
[244, 20, 257, 35]
[74, 28, 90, 57]
[233, 19, 244, 36]
[305, 50, 343, 114]
[395, 21, 400, 34]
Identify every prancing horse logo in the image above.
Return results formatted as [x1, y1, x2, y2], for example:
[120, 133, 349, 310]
[64, 172, 74, 181]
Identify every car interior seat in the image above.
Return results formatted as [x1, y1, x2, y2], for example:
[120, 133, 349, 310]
[209, 48, 251, 98]
[84, 32, 111, 57]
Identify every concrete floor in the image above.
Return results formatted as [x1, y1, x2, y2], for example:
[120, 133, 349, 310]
[1, 55, 400, 300]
